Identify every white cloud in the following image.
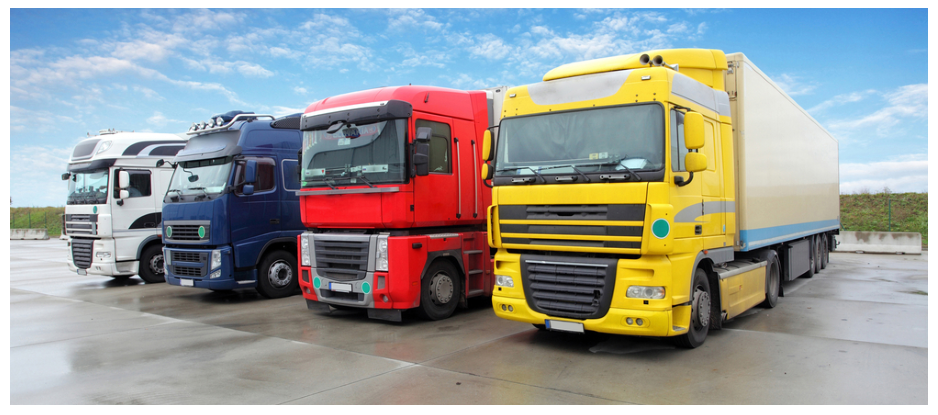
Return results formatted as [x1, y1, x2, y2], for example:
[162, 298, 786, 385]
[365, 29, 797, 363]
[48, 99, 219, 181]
[146, 111, 182, 127]
[133, 85, 163, 100]
[467, 34, 513, 61]
[826, 84, 927, 135]
[839, 154, 928, 194]
[387, 9, 444, 32]
[10, 144, 76, 207]
[294, 86, 308, 95]
[236, 62, 274, 77]
[807, 90, 874, 113]
[773, 73, 818, 97]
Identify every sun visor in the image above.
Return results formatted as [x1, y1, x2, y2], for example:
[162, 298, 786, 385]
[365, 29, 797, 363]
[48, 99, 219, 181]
[301, 100, 412, 131]
[174, 131, 242, 162]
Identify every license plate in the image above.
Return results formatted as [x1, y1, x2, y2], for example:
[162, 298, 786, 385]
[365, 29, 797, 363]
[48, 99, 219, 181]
[77, 269, 87, 275]
[545, 319, 584, 333]
[180, 279, 194, 287]
[329, 282, 352, 293]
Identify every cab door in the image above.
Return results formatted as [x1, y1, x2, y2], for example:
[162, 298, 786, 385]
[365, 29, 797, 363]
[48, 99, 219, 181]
[699, 116, 726, 248]
[111, 168, 159, 261]
[229, 157, 280, 269]
[669, 109, 703, 242]
[413, 113, 459, 227]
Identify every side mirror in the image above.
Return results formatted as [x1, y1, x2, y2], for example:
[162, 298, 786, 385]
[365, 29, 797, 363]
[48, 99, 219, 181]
[481, 163, 494, 180]
[685, 152, 707, 173]
[118, 190, 130, 200]
[416, 127, 432, 141]
[684, 112, 705, 150]
[156, 159, 165, 167]
[482, 130, 494, 161]
[244, 159, 257, 184]
[242, 184, 255, 196]
[61, 173, 71, 181]
[413, 141, 430, 176]
[119, 170, 130, 189]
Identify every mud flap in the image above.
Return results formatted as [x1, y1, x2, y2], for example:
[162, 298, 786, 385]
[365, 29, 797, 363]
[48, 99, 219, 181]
[367, 308, 402, 322]
[306, 299, 331, 312]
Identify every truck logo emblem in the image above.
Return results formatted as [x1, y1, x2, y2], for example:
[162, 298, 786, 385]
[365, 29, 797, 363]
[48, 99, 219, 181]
[652, 219, 670, 239]
[198, 226, 205, 238]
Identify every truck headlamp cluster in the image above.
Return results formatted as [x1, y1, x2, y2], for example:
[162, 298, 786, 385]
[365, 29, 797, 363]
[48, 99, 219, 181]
[376, 235, 389, 272]
[495, 275, 514, 288]
[211, 249, 221, 270]
[164, 248, 171, 265]
[300, 236, 310, 266]
[626, 286, 665, 300]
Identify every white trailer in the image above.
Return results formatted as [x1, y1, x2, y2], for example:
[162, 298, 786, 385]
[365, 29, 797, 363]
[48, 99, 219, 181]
[63, 130, 188, 282]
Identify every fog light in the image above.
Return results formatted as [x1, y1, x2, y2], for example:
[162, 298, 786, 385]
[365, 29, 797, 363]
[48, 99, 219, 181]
[636, 318, 644, 326]
[210, 270, 221, 279]
[626, 317, 634, 325]
[501, 304, 506, 311]
[508, 305, 513, 312]
[495, 275, 514, 287]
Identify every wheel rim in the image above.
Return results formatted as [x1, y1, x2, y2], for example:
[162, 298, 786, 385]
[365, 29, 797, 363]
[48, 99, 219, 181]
[429, 272, 454, 305]
[267, 260, 292, 288]
[691, 287, 710, 330]
[150, 253, 164, 276]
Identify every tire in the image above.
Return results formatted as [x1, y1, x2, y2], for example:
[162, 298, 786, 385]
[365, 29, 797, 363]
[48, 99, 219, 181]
[415, 260, 461, 321]
[675, 268, 712, 349]
[138, 244, 166, 284]
[255, 250, 299, 299]
[820, 235, 829, 270]
[802, 237, 815, 279]
[759, 250, 780, 308]
[814, 235, 823, 274]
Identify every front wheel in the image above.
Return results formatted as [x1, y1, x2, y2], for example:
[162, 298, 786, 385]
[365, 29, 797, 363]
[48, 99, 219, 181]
[415, 261, 461, 321]
[138, 245, 166, 284]
[256, 250, 299, 299]
[675, 268, 712, 349]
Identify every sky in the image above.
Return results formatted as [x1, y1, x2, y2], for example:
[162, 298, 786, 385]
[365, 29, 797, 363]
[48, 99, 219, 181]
[6, 8, 929, 207]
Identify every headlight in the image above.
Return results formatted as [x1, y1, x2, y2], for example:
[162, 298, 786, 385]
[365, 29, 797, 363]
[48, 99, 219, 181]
[626, 286, 666, 299]
[215, 116, 225, 126]
[301, 236, 310, 266]
[211, 249, 221, 270]
[95, 251, 111, 259]
[376, 235, 389, 272]
[495, 275, 514, 288]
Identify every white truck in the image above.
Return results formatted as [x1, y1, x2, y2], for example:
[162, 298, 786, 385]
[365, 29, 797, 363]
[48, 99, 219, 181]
[63, 129, 188, 283]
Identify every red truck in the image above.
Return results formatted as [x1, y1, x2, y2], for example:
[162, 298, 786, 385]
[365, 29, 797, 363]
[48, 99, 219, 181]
[296, 85, 505, 321]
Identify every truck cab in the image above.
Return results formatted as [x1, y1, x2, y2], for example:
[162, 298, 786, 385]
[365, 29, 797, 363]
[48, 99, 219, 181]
[161, 111, 305, 298]
[63, 130, 188, 283]
[296, 86, 505, 321]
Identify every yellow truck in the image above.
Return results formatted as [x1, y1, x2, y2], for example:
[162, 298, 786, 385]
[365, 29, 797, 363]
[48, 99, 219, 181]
[481, 49, 839, 348]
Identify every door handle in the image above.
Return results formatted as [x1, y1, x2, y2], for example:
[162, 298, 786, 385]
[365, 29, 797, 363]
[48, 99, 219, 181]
[270, 219, 280, 224]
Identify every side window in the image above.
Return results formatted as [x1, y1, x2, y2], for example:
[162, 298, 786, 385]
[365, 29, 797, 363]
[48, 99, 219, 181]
[234, 157, 276, 195]
[415, 119, 452, 174]
[281, 159, 300, 191]
[670, 110, 687, 172]
[114, 170, 151, 198]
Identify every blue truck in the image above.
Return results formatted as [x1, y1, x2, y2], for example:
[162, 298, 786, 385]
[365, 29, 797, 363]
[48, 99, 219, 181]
[159, 111, 305, 298]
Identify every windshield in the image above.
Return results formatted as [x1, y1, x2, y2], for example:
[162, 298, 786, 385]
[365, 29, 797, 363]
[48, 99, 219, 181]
[167, 156, 233, 199]
[494, 103, 665, 177]
[300, 119, 407, 188]
[67, 169, 109, 205]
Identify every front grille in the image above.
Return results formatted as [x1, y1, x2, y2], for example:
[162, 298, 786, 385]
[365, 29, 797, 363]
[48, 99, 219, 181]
[167, 225, 205, 241]
[65, 214, 98, 236]
[499, 204, 644, 251]
[173, 265, 203, 277]
[320, 290, 365, 302]
[520, 255, 618, 320]
[172, 251, 203, 263]
[71, 238, 94, 269]
[314, 239, 369, 281]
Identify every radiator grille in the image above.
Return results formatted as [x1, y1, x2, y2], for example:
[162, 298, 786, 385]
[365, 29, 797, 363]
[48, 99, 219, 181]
[65, 214, 98, 236]
[315, 239, 369, 281]
[521, 257, 617, 320]
[71, 238, 94, 269]
[499, 204, 644, 251]
[166, 225, 206, 241]
[172, 251, 203, 263]
[173, 265, 203, 277]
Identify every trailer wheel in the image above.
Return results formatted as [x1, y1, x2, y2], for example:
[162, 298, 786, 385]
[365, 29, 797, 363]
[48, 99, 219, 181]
[675, 268, 711, 349]
[415, 261, 461, 321]
[820, 235, 829, 270]
[814, 235, 823, 274]
[759, 251, 780, 308]
[256, 250, 299, 299]
[802, 237, 816, 279]
[138, 244, 166, 284]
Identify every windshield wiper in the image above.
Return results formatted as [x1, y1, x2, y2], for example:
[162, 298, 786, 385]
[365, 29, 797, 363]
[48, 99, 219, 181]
[497, 166, 545, 183]
[355, 173, 376, 188]
[538, 164, 592, 183]
[188, 187, 210, 199]
[574, 157, 641, 182]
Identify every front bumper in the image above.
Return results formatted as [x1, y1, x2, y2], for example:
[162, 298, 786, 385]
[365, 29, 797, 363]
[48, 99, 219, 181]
[492, 295, 682, 337]
[164, 246, 248, 290]
[66, 238, 137, 277]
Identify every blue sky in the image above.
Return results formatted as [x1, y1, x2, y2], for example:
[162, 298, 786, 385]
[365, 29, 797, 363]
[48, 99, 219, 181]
[7, 8, 929, 207]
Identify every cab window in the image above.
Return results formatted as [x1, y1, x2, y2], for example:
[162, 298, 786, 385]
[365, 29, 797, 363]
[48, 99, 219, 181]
[415, 119, 452, 174]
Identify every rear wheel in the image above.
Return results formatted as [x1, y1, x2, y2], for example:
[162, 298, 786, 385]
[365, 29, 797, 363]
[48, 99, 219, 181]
[814, 235, 823, 273]
[256, 250, 299, 299]
[802, 237, 816, 279]
[415, 261, 461, 321]
[138, 245, 166, 284]
[820, 235, 829, 269]
[759, 251, 780, 308]
[675, 268, 711, 349]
